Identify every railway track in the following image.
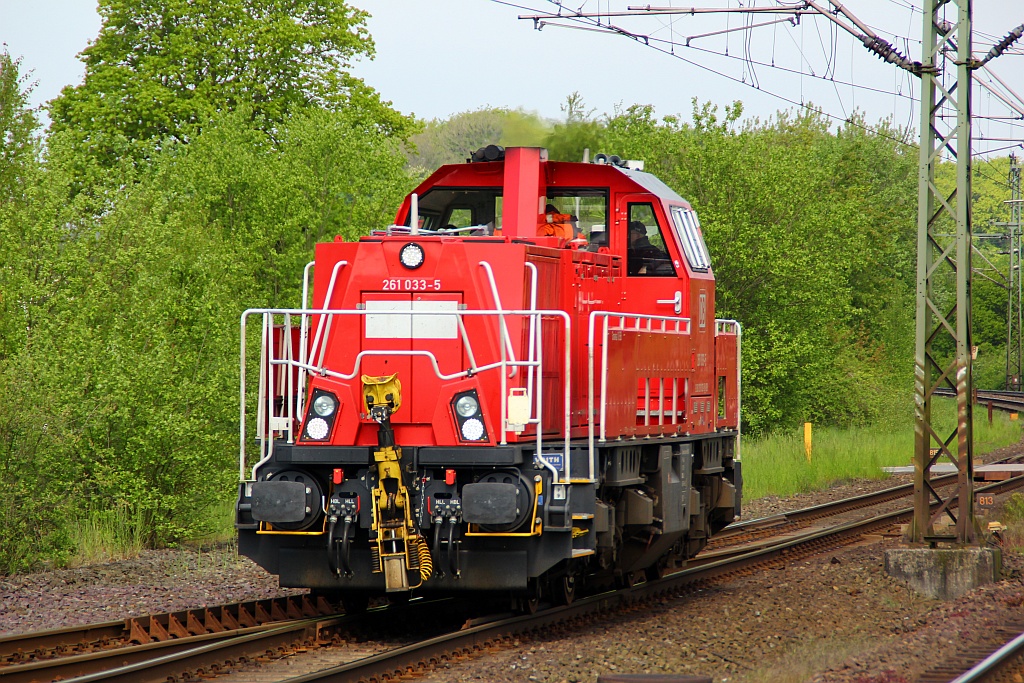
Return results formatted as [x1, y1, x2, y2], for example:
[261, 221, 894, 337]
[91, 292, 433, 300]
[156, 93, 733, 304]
[704, 448, 1024, 558]
[0, 596, 340, 683]
[934, 387, 1024, 413]
[258, 473, 1024, 683]
[0, 595, 473, 683]
[941, 624, 1024, 683]
[7, 474, 1022, 683]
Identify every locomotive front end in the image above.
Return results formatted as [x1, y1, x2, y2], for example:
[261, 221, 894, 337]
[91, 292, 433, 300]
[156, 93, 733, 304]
[236, 227, 587, 601]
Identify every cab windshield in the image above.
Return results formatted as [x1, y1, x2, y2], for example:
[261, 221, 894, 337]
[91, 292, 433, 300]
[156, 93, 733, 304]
[415, 188, 503, 234]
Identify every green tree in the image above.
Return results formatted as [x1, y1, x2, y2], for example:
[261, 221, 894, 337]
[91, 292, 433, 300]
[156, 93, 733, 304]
[49, 0, 410, 170]
[598, 100, 920, 434]
[8, 109, 412, 554]
[0, 53, 86, 571]
[545, 92, 609, 162]
[406, 107, 549, 173]
[0, 53, 38, 203]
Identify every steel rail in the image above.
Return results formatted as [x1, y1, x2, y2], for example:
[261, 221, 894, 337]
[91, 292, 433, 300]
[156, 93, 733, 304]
[6, 597, 460, 683]
[713, 469, 976, 549]
[8, 473, 1022, 683]
[0, 594, 333, 665]
[0, 621, 125, 663]
[719, 445, 1024, 541]
[270, 475, 1024, 683]
[935, 387, 1024, 411]
[0, 622, 306, 683]
[951, 629, 1024, 682]
[59, 616, 340, 683]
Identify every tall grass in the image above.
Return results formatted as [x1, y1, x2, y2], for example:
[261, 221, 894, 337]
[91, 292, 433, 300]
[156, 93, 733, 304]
[69, 504, 148, 566]
[196, 497, 238, 546]
[742, 404, 1022, 500]
[68, 497, 238, 566]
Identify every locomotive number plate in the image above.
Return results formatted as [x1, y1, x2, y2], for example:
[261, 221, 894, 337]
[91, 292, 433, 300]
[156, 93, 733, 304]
[382, 278, 442, 291]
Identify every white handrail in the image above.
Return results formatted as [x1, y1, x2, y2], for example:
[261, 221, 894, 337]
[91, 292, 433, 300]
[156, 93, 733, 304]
[716, 319, 743, 461]
[297, 260, 315, 419]
[240, 306, 573, 483]
[523, 262, 539, 420]
[305, 260, 348, 369]
[477, 261, 518, 378]
[587, 311, 692, 459]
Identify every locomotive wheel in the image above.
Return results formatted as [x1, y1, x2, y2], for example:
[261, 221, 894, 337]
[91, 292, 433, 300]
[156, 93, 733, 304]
[512, 579, 541, 615]
[617, 570, 643, 589]
[551, 572, 577, 606]
[645, 562, 668, 582]
[514, 595, 540, 615]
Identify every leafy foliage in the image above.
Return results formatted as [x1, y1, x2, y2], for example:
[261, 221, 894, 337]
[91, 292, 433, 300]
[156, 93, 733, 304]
[406, 107, 549, 173]
[0, 43, 412, 570]
[48, 0, 411, 170]
[577, 100, 921, 433]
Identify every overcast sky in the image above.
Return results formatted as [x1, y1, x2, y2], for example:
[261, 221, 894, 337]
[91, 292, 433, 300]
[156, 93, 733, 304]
[2, 1, 1022, 154]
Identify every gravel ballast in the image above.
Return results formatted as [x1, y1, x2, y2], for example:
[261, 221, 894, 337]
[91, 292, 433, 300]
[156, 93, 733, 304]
[2, 463, 1023, 682]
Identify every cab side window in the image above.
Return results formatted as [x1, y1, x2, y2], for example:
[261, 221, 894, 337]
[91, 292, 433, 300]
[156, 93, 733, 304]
[544, 190, 607, 245]
[627, 204, 674, 276]
[670, 206, 710, 271]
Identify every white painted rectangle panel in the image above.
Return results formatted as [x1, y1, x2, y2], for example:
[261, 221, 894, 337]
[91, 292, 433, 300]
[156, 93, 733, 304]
[365, 300, 411, 338]
[412, 300, 459, 339]
[365, 300, 459, 339]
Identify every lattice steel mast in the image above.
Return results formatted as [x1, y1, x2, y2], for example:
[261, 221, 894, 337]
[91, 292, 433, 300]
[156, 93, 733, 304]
[518, 0, 1024, 545]
[912, 0, 975, 545]
[1007, 155, 1023, 391]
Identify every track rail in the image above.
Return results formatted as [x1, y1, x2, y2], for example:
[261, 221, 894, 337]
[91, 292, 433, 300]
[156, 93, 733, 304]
[935, 387, 1024, 413]
[708, 460, 1010, 555]
[947, 627, 1024, 682]
[0, 594, 334, 670]
[7, 473, 1023, 683]
[265, 475, 1024, 683]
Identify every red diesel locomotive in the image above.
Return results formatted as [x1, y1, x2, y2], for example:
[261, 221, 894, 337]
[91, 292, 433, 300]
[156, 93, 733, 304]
[236, 146, 741, 608]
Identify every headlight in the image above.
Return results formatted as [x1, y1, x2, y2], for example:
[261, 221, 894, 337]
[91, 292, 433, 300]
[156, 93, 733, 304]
[313, 394, 336, 417]
[399, 243, 425, 269]
[455, 395, 479, 418]
[306, 417, 329, 440]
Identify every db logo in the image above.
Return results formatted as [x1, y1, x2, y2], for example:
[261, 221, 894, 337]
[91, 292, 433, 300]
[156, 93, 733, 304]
[698, 291, 707, 330]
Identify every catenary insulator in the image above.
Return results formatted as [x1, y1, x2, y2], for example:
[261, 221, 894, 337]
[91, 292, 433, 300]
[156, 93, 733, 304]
[983, 24, 1024, 65]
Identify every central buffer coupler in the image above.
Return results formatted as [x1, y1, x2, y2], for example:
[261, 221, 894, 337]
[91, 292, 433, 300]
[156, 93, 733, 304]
[358, 373, 432, 592]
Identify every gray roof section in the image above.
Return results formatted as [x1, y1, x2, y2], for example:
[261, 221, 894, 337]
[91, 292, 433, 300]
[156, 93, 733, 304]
[621, 168, 691, 208]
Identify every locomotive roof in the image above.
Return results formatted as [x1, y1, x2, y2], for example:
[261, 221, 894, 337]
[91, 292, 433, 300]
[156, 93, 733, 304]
[412, 156, 692, 208]
[619, 168, 688, 205]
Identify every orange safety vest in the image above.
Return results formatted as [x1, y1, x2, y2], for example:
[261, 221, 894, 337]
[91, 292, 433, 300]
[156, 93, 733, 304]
[538, 212, 575, 240]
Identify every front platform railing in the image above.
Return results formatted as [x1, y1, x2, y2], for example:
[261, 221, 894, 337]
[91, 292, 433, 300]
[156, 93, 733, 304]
[239, 306, 573, 483]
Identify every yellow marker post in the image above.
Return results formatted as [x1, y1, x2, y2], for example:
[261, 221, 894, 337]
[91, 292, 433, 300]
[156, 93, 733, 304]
[804, 422, 812, 463]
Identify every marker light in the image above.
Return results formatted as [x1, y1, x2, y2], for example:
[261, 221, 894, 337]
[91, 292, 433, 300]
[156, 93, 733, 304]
[306, 418, 329, 440]
[399, 243, 425, 269]
[313, 394, 337, 417]
[461, 418, 485, 441]
[455, 395, 480, 418]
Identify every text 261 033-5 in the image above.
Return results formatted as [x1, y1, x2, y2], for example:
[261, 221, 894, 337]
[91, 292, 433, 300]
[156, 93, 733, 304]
[382, 278, 442, 291]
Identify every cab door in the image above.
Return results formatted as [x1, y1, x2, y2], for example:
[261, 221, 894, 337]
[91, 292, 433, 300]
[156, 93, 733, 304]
[613, 195, 692, 435]
[615, 195, 688, 318]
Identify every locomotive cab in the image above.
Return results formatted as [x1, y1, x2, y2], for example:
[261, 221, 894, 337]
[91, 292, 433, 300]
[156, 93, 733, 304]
[236, 146, 741, 605]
